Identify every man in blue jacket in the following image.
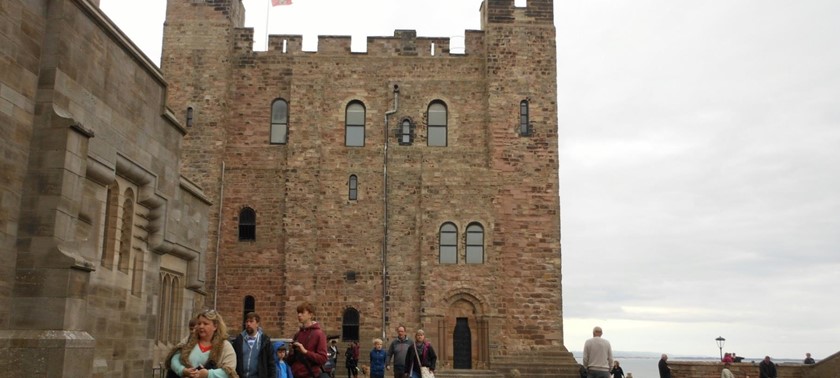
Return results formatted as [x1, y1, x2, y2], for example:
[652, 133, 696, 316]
[234, 312, 277, 378]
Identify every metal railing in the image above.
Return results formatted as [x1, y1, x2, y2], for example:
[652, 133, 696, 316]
[151, 363, 165, 378]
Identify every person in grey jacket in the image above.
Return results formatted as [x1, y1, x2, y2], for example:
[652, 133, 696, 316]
[386, 325, 412, 378]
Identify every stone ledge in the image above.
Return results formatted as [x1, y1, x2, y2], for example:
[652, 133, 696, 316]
[0, 330, 95, 348]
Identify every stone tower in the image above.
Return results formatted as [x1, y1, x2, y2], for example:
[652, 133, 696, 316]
[163, 0, 577, 375]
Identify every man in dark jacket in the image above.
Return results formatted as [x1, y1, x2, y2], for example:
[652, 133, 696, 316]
[658, 354, 671, 378]
[234, 312, 277, 378]
[759, 356, 777, 378]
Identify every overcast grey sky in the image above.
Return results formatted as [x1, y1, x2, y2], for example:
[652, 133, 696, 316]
[100, 0, 840, 359]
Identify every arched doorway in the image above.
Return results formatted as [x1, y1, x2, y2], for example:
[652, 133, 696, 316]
[453, 317, 472, 369]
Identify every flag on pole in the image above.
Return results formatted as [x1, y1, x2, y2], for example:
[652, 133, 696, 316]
[272, 0, 292, 6]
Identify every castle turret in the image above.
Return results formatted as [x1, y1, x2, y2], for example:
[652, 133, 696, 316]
[481, 0, 578, 376]
[161, 0, 246, 308]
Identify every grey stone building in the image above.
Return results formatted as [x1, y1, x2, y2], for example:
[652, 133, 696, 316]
[0, 0, 210, 376]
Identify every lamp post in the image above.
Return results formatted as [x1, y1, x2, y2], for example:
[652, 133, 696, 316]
[716, 336, 726, 361]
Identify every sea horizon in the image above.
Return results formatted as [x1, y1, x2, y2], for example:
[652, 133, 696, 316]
[572, 350, 805, 362]
[572, 352, 810, 378]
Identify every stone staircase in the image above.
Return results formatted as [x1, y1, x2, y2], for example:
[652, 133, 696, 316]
[434, 369, 505, 378]
[485, 353, 582, 378]
[423, 353, 581, 378]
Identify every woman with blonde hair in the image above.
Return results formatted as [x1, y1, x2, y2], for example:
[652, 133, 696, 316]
[167, 309, 238, 377]
[403, 330, 436, 378]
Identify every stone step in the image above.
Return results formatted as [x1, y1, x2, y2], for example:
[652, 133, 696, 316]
[434, 369, 505, 378]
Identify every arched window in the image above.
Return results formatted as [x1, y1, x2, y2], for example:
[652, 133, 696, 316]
[271, 99, 289, 144]
[519, 99, 532, 136]
[466, 223, 485, 264]
[168, 275, 181, 342]
[131, 250, 144, 296]
[349, 175, 358, 201]
[345, 101, 365, 147]
[239, 207, 256, 241]
[398, 118, 414, 145]
[101, 182, 120, 268]
[157, 273, 170, 342]
[157, 271, 184, 344]
[186, 106, 194, 127]
[427, 101, 447, 146]
[243, 296, 256, 331]
[118, 188, 135, 273]
[439, 222, 458, 264]
[342, 308, 360, 341]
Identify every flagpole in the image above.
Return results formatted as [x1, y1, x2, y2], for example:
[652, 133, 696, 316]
[264, 0, 271, 50]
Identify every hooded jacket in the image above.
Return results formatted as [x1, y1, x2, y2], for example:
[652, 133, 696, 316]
[285, 322, 328, 378]
[273, 341, 294, 378]
[233, 329, 277, 378]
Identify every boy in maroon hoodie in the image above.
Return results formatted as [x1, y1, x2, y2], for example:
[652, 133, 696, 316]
[286, 302, 328, 378]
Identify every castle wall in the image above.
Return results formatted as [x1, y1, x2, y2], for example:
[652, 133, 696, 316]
[0, 0, 210, 376]
[0, 0, 46, 333]
[165, 0, 577, 376]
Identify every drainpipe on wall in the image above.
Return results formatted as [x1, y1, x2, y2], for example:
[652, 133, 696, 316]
[214, 161, 225, 309]
[382, 84, 399, 339]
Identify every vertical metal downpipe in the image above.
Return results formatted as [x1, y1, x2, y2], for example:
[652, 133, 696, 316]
[214, 161, 225, 309]
[382, 84, 399, 339]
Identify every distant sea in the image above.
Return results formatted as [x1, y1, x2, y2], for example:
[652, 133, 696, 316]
[572, 353, 804, 378]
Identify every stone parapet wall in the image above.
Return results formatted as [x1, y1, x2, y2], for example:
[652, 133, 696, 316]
[669, 359, 840, 378]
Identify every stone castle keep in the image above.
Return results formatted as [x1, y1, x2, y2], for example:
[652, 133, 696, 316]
[1, 0, 578, 376]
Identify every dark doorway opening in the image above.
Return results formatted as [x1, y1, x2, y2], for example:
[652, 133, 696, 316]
[453, 317, 472, 369]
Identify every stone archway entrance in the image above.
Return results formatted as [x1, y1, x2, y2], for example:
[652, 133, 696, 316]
[437, 293, 490, 370]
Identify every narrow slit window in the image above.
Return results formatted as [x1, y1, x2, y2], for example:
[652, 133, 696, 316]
[398, 118, 414, 145]
[242, 296, 255, 330]
[271, 99, 289, 144]
[238, 207, 256, 241]
[186, 106, 194, 127]
[519, 100, 531, 136]
[349, 175, 358, 201]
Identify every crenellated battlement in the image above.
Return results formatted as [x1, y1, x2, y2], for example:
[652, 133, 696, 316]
[481, 0, 554, 29]
[237, 28, 486, 57]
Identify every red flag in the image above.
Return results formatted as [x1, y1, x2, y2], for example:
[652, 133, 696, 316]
[272, 0, 292, 5]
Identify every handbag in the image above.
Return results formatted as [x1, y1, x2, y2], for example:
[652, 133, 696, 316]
[412, 343, 434, 378]
[420, 366, 435, 378]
